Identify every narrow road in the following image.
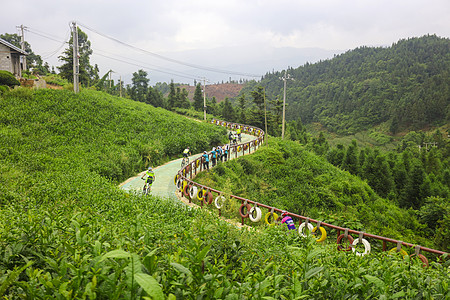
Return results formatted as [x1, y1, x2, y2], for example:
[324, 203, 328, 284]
[119, 133, 258, 199]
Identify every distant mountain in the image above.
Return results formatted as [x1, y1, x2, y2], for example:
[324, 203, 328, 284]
[254, 35, 450, 135]
[179, 83, 244, 103]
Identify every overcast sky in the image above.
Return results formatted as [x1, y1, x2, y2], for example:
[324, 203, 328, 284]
[2, 0, 449, 84]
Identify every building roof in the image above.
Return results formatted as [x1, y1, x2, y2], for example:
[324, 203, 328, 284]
[0, 37, 28, 55]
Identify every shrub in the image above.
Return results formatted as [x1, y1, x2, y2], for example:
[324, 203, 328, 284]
[0, 70, 20, 87]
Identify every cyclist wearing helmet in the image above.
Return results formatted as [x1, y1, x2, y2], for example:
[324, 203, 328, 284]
[280, 211, 296, 230]
[141, 167, 155, 192]
[202, 151, 210, 170]
[183, 147, 191, 158]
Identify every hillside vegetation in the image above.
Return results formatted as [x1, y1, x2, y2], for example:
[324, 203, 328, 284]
[1, 90, 449, 298]
[242, 35, 449, 135]
[194, 138, 442, 250]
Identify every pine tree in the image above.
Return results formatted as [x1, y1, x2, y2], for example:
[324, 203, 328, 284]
[342, 140, 359, 175]
[193, 83, 203, 111]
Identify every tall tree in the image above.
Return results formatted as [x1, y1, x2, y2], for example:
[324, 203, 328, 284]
[167, 81, 176, 109]
[58, 27, 97, 86]
[129, 70, 149, 103]
[193, 83, 203, 111]
[342, 140, 359, 175]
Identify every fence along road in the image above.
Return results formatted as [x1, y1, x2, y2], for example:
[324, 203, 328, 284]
[175, 119, 448, 265]
[119, 126, 258, 200]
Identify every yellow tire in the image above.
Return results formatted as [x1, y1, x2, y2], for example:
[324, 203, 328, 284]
[265, 212, 279, 226]
[389, 247, 408, 257]
[312, 226, 327, 242]
[196, 188, 205, 201]
[174, 174, 180, 185]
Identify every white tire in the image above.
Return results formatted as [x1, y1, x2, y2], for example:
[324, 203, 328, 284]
[176, 178, 182, 190]
[189, 186, 198, 199]
[249, 207, 262, 222]
[352, 238, 371, 256]
[298, 222, 314, 237]
[214, 195, 226, 209]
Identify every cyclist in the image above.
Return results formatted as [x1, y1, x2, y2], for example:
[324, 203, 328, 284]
[217, 146, 223, 162]
[228, 131, 233, 144]
[182, 147, 191, 166]
[202, 151, 210, 170]
[236, 127, 242, 142]
[280, 211, 296, 231]
[223, 144, 229, 161]
[211, 147, 217, 167]
[141, 167, 155, 193]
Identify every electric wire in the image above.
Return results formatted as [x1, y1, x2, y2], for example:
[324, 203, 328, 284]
[25, 27, 71, 59]
[91, 47, 202, 80]
[77, 22, 261, 78]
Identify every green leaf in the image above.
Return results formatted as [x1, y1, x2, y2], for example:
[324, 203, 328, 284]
[391, 290, 406, 298]
[99, 249, 130, 262]
[363, 275, 385, 290]
[134, 273, 164, 300]
[214, 287, 224, 298]
[196, 245, 211, 262]
[170, 262, 192, 276]
[0, 261, 33, 296]
[305, 266, 323, 280]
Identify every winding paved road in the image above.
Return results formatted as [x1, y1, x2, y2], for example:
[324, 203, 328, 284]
[119, 132, 258, 199]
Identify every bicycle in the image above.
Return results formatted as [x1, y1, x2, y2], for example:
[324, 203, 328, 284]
[181, 156, 189, 168]
[142, 178, 152, 195]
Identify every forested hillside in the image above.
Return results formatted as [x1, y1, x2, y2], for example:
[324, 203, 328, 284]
[248, 35, 449, 135]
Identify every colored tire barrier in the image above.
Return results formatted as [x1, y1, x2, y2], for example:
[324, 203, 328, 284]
[389, 247, 408, 257]
[189, 185, 198, 199]
[239, 203, 252, 218]
[205, 191, 213, 205]
[337, 233, 354, 252]
[312, 226, 327, 242]
[176, 178, 182, 190]
[215, 195, 226, 209]
[410, 254, 429, 267]
[174, 174, 180, 185]
[352, 238, 371, 256]
[249, 206, 262, 222]
[298, 222, 314, 237]
[265, 212, 279, 226]
[196, 188, 205, 201]
[183, 183, 190, 197]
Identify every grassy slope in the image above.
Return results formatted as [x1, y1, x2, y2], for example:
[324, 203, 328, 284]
[195, 138, 434, 250]
[0, 89, 448, 299]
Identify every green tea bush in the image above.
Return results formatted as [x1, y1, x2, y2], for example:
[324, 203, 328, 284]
[0, 70, 20, 87]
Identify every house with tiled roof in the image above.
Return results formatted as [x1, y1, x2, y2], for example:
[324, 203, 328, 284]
[0, 37, 28, 77]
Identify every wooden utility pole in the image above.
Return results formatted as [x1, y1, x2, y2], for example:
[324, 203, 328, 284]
[72, 21, 79, 93]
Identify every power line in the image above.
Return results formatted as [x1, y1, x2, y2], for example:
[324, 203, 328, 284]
[93, 52, 200, 81]
[91, 47, 201, 80]
[77, 22, 261, 78]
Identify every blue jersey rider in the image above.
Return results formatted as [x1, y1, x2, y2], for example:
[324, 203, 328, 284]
[202, 151, 210, 170]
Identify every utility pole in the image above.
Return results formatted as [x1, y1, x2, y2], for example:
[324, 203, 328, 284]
[17, 25, 27, 73]
[119, 75, 122, 98]
[72, 21, 79, 93]
[279, 71, 293, 139]
[263, 87, 268, 145]
[202, 77, 208, 121]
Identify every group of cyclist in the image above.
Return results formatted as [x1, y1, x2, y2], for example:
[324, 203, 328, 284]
[141, 129, 242, 194]
[201, 144, 230, 170]
[228, 128, 242, 145]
